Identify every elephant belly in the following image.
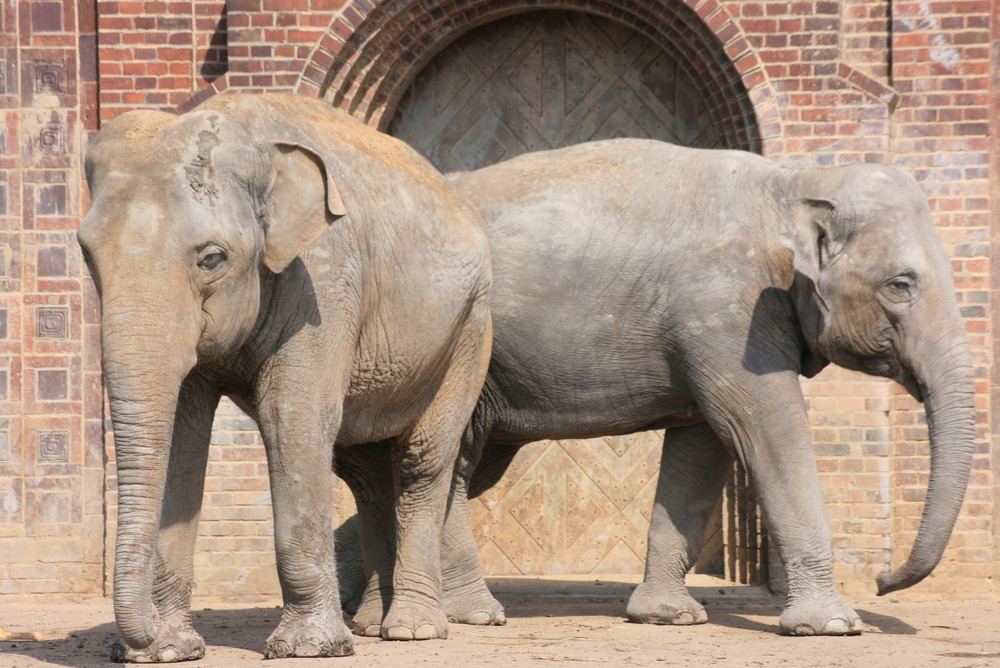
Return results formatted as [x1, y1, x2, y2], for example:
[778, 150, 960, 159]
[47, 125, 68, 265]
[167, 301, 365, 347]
[486, 389, 704, 445]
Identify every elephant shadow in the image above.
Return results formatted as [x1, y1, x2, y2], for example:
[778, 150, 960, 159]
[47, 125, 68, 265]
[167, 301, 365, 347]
[490, 578, 918, 636]
[0, 607, 284, 666]
[0, 599, 916, 665]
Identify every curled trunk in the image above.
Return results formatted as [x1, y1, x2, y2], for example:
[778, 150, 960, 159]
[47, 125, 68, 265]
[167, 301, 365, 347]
[876, 337, 975, 595]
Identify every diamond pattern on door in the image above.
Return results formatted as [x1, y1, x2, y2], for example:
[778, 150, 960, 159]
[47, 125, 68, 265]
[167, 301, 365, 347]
[389, 11, 722, 175]
[387, 11, 727, 576]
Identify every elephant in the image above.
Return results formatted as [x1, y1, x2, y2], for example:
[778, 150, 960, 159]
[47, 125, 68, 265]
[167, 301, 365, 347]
[338, 138, 974, 636]
[77, 92, 492, 660]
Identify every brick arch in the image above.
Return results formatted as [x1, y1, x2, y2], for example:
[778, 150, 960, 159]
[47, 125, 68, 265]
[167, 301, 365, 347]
[305, 0, 782, 153]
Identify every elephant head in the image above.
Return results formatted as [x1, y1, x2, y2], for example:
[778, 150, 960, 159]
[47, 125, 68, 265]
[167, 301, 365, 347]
[77, 101, 346, 649]
[782, 163, 974, 594]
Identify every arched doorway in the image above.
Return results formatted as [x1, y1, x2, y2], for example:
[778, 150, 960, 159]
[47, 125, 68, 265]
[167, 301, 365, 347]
[384, 10, 765, 584]
[388, 12, 722, 172]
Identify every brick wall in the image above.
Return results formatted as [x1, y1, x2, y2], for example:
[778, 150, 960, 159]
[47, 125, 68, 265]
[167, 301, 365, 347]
[888, 0, 993, 596]
[0, 0, 104, 595]
[1, 0, 996, 601]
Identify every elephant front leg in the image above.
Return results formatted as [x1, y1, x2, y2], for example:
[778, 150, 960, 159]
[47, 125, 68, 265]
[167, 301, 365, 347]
[754, 451, 864, 636]
[259, 400, 353, 658]
[112, 374, 218, 664]
[380, 431, 454, 641]
[703, 374, 863, 636]
[378, 312, 490, 641]
[627, 423, 730, 626]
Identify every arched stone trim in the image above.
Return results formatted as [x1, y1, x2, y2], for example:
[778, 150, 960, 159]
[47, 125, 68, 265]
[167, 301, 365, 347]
[301, 0, 784, 154]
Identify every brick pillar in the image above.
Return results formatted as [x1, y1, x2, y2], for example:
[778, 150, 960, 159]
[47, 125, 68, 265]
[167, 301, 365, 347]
[0, 0, 105, 596]
[989, 0, 1000, 600]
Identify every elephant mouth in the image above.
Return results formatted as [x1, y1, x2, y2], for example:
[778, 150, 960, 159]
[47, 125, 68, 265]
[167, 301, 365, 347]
[898, 375, 924, 402]
[878, 358, 924, 402]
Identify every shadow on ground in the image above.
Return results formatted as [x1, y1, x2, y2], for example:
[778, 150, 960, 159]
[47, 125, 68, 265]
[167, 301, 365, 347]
[0, 580, 920, 666]
[1, 607, 282, 667]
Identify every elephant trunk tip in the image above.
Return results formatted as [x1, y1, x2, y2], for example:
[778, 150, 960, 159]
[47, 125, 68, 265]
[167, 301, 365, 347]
[875, 562, 932, 596]
[114, 598, 161, 650]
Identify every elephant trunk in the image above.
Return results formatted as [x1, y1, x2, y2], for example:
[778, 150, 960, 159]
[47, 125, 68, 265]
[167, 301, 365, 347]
[102, 295, 199, 649]
[876, 334, 975, 595]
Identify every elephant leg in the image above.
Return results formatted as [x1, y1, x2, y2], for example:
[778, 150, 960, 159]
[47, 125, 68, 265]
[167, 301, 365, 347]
[112, 373, 218, 663]
[380, 320, 491, 641]
[335, 442, 397, 637]
[627, 423, 730, 626]
[332, 514, 366, 616]
[468, 443, 522, 499]
[701, 373, 863, 636]
[257, 387, 353, 658]
[440, 441, 519, 626]
[749, 441, 863, 635]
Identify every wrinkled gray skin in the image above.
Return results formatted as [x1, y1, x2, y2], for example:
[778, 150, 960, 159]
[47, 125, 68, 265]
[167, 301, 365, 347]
[339, 138, 974, 636]
[78, 93, 492, 661]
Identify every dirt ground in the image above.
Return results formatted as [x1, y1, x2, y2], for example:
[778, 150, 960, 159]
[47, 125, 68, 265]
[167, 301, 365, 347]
[2, 577, 999, 668]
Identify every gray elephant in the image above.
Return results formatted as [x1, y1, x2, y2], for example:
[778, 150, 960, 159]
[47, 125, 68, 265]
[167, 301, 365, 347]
[341, 138, 973, 636]
[78, 92, 492, 660]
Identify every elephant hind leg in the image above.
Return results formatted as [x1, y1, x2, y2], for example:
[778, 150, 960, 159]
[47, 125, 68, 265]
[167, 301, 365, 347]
[441, 466, 506, 626]
[627, 423, 731, 626]
[468, 443, 521, 499]
[335, 441, 397, 637]
[438, 439, 518, 625]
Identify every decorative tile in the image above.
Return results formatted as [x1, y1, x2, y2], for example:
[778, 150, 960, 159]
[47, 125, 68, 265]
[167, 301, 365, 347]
[36, 490, 71, 523]
[37, 369, 67, 400]
[37, 247, 67, 276]
[36, 306, 68, 339]
[38, 118, 65, 154]
[31, 3, 63, 33]
[37, 430, 69, 462]
[33, 61, 65, 94]
[35, 184, 66, 215]
[0, 475, 20, 523]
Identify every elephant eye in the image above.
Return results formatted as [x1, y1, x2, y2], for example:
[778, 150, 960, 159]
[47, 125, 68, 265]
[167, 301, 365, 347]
[198, 248, 227, 271]
[883, 274, 916, 303]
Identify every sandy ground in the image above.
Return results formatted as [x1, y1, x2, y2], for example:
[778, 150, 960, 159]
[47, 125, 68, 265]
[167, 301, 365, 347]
[2, 577, 999, 667]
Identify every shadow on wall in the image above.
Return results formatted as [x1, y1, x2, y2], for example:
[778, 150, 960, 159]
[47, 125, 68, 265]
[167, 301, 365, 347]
[201, 4, 228, 83]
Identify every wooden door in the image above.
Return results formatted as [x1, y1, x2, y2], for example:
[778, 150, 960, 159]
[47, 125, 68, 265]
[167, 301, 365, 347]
[387, 11, 755, 578]
[388, 11, 722, 174]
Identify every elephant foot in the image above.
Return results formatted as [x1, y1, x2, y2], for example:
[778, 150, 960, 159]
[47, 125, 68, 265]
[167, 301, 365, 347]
[111, 621, 205, 663]
[779, 596, 864, 636]
[351, 586, 389, 637]
[625, 582, 708, 626]
[443, 584, 506, 625]
[263, 611, 354, 658]
[381, 600, 449, 640]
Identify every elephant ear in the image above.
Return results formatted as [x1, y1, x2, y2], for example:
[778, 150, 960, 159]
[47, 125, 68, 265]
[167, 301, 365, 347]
[260, 141, 348, 274]
[781, 197, 838, 285]
[781, 197, 838, 377]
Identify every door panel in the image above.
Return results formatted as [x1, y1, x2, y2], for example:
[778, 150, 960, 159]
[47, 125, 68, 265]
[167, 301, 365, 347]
[387, 11, 745, 577]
